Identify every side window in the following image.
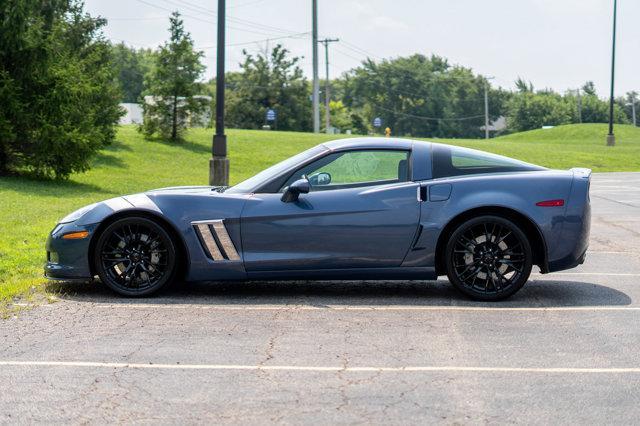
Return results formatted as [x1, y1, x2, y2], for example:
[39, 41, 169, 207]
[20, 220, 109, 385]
[432, 145, 542, 179]
[282, 150, 410, 192]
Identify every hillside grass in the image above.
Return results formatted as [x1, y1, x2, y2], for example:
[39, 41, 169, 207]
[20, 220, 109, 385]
[441, 123, 640, 171]
[1, 123, 639, 305]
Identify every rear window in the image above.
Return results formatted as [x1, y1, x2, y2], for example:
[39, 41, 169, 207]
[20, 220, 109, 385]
[432, 144, 543, 179]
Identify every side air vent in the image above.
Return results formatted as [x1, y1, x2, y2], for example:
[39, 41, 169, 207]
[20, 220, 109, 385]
[192, 220, 241, 261]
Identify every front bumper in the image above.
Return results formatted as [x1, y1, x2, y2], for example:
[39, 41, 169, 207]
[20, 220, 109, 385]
[44, 222, 99, 281]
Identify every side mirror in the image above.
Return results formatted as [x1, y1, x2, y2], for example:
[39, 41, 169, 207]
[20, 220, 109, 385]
[308, 172, 332, 186]
[281, 178, 310, 203]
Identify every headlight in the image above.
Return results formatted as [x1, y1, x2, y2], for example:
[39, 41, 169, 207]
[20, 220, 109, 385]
[59, 203, 97, 224]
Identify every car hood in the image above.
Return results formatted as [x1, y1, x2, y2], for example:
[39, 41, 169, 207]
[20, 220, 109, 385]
[145, 185, 221, 195]
[60, 181, 251, 228]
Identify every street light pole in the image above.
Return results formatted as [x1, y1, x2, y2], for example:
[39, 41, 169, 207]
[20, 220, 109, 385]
[210, 0, 229, 185]
[320, 38, 339, 133]
[607, 0, 618, 147]
[311, 0, 320, 133]
[631, 94, 637, 127]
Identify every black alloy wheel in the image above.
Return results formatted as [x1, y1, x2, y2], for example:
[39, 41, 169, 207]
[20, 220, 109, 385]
[94, 217, 177, 297]
[445, 215, 533, 301]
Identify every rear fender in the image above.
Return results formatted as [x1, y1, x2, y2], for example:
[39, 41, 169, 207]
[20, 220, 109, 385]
[547, 168, 591, 271]
[402, 172, 573, 269]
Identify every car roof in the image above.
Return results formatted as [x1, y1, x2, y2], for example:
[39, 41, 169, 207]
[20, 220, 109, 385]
[321, 137, 431, 151]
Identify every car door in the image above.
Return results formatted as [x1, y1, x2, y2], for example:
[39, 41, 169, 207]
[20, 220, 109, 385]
[240, 149, 421, 272]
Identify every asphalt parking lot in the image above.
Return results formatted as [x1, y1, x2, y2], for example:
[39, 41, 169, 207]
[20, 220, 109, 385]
[2, 172, 640, 424]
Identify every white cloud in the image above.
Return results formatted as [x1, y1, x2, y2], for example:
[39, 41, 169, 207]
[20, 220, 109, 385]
[341, 0, 409, 31]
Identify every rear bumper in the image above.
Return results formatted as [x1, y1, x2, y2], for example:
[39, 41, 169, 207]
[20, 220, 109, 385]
[548, 247, 587, 273]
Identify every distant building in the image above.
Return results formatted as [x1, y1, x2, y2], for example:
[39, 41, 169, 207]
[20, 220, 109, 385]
[143, 95, 212, 128]
[119, 103, 143, 125]
[481, 116, 507, 133]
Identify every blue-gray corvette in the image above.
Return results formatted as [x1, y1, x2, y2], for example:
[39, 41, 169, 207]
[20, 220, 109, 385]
[45, 138, 591, 301]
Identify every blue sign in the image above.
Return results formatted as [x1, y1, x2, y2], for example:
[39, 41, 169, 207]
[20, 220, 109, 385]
[373, 117, 382, 127]
[266, 109, 277, 122]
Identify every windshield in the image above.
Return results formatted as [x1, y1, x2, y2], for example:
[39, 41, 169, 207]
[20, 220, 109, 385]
[225, 145, 328, 194]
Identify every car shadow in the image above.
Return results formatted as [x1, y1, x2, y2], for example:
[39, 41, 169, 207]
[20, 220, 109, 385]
[46, 278, 633, 309]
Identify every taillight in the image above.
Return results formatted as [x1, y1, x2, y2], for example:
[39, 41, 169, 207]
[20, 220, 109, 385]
[536, 200, 565, 207]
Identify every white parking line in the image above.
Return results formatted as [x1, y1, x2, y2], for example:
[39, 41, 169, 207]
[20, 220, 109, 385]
[22, 303, 640, 312]
[588, 251, 638, 255]
[1, 360, 640, 374]
[538, 272, 640, 277]
[591, 188, 640, 191]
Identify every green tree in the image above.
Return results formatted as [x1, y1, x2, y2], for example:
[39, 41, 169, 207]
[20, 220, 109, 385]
[111, 43, 156, 103]
[225, 45, 312, 131]
[342, 55, 502, 138]
[0, 0, 123, 178]
[507, 80, 628, 132]
[515, 77, 534, 93]
[582, 81, 597, 96]
[621, 91, 639, 125]
[141, 12, 206, 141]
[573, 82, 627, 124]
[506, 92, 574, 131]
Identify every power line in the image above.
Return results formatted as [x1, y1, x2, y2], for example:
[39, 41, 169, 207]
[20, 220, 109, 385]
[332, 46, 364, 63]
[161, 0, 303, 36]
[368, 103, 485, 122]
[229, 0, 268, 8]
[340, 39, 383, 60]
[106, 16, 167, 21]
[196, 32, 310, 49]
[132, 0, 295, 37]
[110, 38, 154, 48]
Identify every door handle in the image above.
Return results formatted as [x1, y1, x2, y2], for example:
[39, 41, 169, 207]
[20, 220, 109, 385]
[417, 186, 428, 202]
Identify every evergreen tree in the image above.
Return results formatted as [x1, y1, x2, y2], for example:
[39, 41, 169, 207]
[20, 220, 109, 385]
[0, 0, 123, 178]
[141, 12, 206, 141]
[225, 45, 312, 131]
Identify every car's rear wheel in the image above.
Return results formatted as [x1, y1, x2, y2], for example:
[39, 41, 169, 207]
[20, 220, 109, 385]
[445, 215, 533, 301]
[94, 217, 176, 297]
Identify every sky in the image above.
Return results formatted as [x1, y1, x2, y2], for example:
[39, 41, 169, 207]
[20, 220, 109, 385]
[85, 0, 639, 97]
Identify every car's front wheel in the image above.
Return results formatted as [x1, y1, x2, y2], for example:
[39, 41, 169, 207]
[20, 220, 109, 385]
[445, 215, 533, 301]
[94, 216, 177, 297]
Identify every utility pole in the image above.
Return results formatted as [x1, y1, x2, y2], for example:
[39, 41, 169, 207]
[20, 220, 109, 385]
[311, 0, 320, 133]
[320, 38, 339, 133]
[210, 0, 229, 186]
[483, 77, 494, 140]
[484, 83, 490, 140]
[607, 0, 618, 146]
[629, 93, 637, 127]
[576, 88, 583, 123]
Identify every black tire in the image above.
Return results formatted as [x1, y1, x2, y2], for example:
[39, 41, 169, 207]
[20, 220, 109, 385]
[445, 215, 533, 301]
[94, 216, 177, 297]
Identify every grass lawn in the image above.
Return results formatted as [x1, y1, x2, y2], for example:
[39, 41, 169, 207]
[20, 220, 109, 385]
[1, 123, 639, 305]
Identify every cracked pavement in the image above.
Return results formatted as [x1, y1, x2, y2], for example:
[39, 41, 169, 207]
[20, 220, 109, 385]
[2, 173, 640, 424]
